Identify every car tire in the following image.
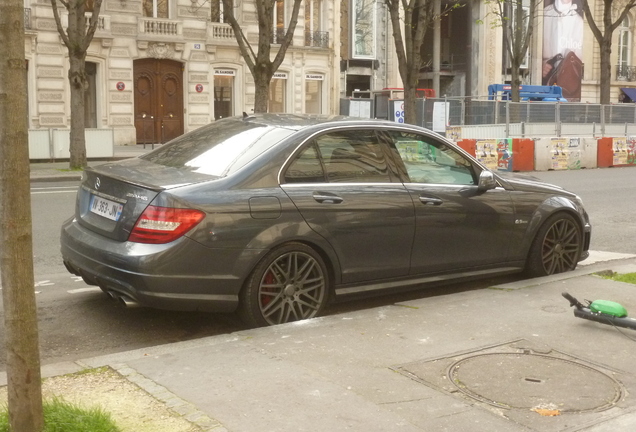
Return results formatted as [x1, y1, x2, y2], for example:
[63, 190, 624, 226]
[238, 242, 329, 327]
[525, 212, 583, 277]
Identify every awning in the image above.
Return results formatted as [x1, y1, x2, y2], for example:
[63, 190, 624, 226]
[620, 87, 636, 102]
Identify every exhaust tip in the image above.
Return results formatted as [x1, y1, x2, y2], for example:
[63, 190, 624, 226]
[117, 294, 140, 308]
[101, 288, 141, 308]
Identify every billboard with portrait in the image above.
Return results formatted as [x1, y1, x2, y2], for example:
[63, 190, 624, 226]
[542, 0, 583, 101]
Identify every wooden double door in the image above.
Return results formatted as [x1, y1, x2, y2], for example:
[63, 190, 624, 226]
[134, 59, 184, 144]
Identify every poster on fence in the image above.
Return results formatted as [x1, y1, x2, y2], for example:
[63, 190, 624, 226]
[627, 137, 636, 165]
[549, 137, 581, 170]
[550, 138, 569, 170]
[613, 137, 628, 165]
[476, 139, 498, 170]
[550, 138, 568, 170]
[496, 139, 513, 171]
[446, 126, 461, 142]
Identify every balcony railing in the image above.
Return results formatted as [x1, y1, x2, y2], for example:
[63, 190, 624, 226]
[24, 8, 31, 30]
[85, 13, 109, 32]
[209, 22, 234, 40]
[305, 31, 329, 48]
[616, 65, 636, 82]
[139, 18, 182, 37]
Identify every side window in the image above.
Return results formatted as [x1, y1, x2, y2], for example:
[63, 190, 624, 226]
[284, 144, 325, 183]
[317, 130, 391, 183]
[388, 131, 476, 185]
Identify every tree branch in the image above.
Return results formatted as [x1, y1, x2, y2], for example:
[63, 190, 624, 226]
[222, 0, 257, 73]
[50, 0, 71, 48]
[272, 0, 302, 71]
[83, 0, 104, 51]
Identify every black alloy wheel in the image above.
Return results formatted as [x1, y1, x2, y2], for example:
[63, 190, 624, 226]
[239, 243, 329, 327]
[526, 213, 582, 277]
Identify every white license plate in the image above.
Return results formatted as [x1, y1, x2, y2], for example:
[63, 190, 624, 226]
[90, 195, 123, 221]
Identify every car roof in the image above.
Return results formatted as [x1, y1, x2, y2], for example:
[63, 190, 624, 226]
[235, 113, 412, 131]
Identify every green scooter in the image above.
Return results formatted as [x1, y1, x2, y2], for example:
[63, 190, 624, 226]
[562, 292, 636, 331]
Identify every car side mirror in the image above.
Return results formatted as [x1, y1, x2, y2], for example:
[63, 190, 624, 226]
[477, 170, 497, 192]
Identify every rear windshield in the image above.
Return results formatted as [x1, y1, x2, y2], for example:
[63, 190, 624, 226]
[140, 119, 294, 177]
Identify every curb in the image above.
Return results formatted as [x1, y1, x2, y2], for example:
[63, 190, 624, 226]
[111, 363, 228, 432]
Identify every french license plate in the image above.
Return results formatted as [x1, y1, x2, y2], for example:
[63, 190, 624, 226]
[90, 194, 123, 221]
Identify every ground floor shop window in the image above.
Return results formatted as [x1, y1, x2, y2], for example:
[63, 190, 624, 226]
[214, 70, 235, 120]
[269, 73, 287, 113]
[305, 74, 323, 114]
[85, 62, 97, 128]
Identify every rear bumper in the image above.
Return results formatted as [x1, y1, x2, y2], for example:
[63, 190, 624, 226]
[61, 217, 262, 313]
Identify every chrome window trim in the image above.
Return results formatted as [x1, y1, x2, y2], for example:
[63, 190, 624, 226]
[276, 122, 492, 186]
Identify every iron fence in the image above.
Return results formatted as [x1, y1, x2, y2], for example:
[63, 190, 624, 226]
[419, 97, 636, 138]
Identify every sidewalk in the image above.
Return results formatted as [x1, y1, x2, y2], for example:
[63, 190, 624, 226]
[23, 253, 636, 432]
[26, 147, 636, 430]
[29, 144, 154, 182]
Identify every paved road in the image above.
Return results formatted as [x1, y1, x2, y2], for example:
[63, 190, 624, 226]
[531, 167, 636, 254]
[0, 167, 633, 371]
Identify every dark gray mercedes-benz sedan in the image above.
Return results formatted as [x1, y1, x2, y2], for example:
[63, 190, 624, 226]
[61, 114, 591, 326]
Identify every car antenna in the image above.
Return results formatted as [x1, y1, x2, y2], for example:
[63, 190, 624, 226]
[242, 112, 255, 121]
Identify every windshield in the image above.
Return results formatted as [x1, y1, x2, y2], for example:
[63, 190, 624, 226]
[141, 119, 294, 177]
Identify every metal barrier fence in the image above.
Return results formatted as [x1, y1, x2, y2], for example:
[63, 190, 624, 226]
[421, 97, 636, 138]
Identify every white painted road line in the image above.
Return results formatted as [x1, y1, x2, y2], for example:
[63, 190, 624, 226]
[67, 287, 102, 294]
[31, 190, 77, 195]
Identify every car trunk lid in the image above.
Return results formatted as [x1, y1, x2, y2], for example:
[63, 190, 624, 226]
[76, 158, 216, 241]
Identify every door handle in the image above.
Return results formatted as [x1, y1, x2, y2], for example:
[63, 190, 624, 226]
[419, 196, 443, 206]
[312, 193, 344, 204]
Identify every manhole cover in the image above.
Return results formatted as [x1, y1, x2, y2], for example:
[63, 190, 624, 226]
[448, 353, 622, 412]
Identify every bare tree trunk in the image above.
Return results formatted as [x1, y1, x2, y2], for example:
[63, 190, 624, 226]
[385, 0, 436, 125]
[253, 65, 272, 113]
[510, 61, 521, 103]
[0, 0, 44, 430]
[68, 54, 88, 168]
[50, 0, 103, 169]
[599, 37, 612, 105]
[509, 59, 522, 122]
[403, 71, 419, 125]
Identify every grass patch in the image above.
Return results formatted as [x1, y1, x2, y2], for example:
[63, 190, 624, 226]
[66, 366, 110, 378]
[0, 397, 120, 432]
[57, 168, 84, 173]
[597, 271, 636, 285]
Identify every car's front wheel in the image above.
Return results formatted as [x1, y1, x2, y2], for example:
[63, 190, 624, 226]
[525, 212, 583, 277]
[239, 243, 329, 327]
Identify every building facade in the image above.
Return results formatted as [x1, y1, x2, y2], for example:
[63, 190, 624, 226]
[21, 0, 636, 147]
[24, 0, 339, 145]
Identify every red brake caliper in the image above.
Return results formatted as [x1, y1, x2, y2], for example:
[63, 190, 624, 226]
[260, 271, 276, 306]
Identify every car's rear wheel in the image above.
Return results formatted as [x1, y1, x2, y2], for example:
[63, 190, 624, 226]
[525, 213, 582, 277]
[239, 243, 329, 327]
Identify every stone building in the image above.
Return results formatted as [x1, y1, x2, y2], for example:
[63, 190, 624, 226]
[21, 0, 636, 148]
[24, 0, 339, 146]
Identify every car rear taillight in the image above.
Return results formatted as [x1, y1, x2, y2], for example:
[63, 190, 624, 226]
[128, 206, 205, 244]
